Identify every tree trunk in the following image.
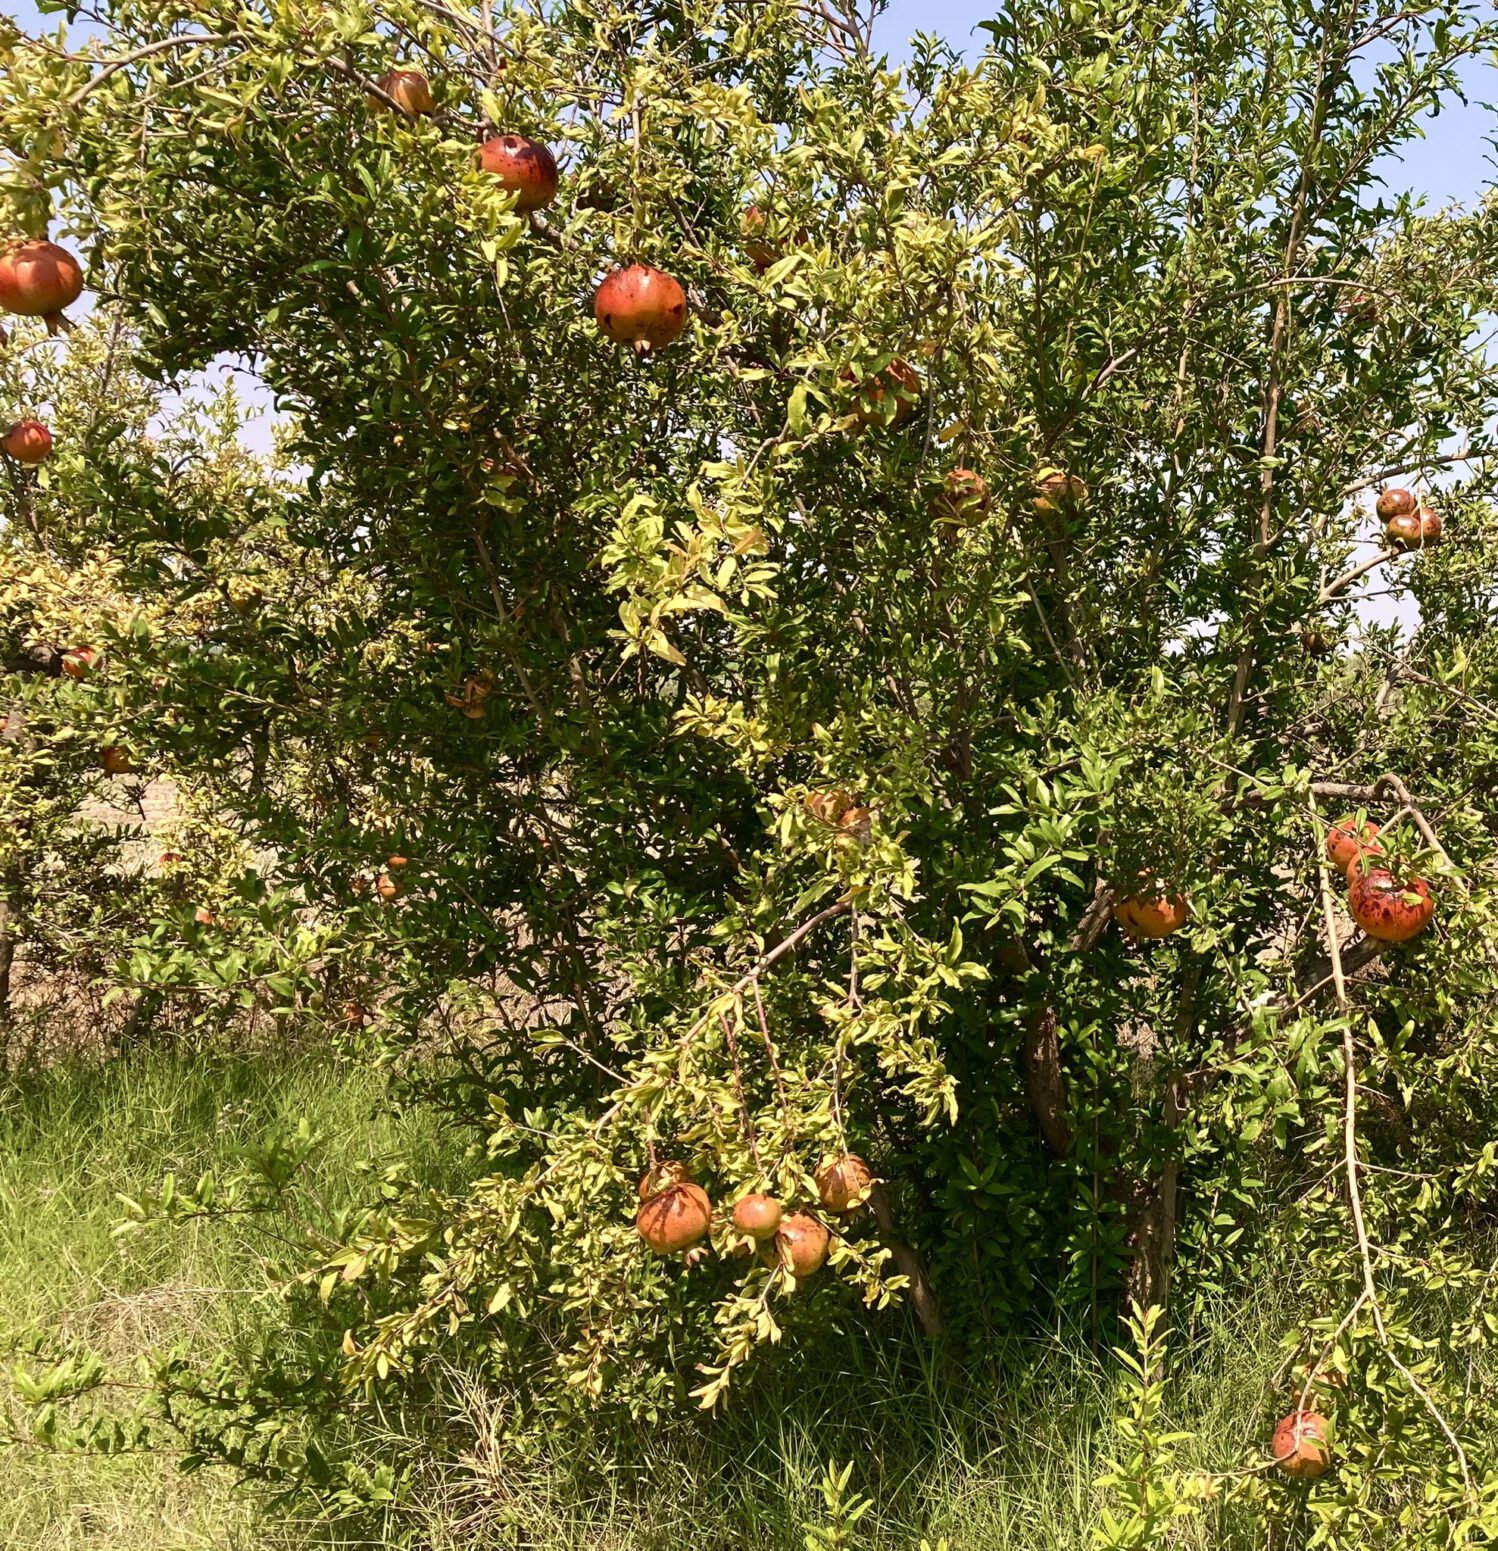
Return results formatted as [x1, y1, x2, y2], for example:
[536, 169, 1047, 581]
[867, 1181, 944, 1337]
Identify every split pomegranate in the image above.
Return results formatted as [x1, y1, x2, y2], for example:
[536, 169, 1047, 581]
[731, 1192, 783, 1241]
[1326, 817, 1381, 873]
[1375, 487, 1416, 522]
[636, 1180, 712, 1254]
[762, 1211, 830, 1278]
[931, 468, 991, 526]
[1032, 469, 1090, 514]
[61, 645, 97, 679]
[1348, 868, 1435, 943]
[100, 745, 135, 775]
[815, 1154, 872, 1213]
[1271, 1409, 1333, 1480]
[0, 239, 84, 319]
[637, 1160, 695, 1202]
[844, 359, 921, 428]
[369, 69, 434, 115]
[478, 134, 559, 212]
[1115, 878, 1188, 939]
[1, 420, 52, 464]
[594, 264, 688, 355]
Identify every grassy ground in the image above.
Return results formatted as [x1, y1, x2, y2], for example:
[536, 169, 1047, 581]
[0, 1046, 1305, 1551]
[0, 1044, 449, 1551]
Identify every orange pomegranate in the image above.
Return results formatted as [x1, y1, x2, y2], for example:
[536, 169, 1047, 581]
[100, 745, 135, 775]
[731, 1192, 783, 1241]
[1115, 879, 1188, 939]
[741, 204, 778, 270]
[1326, 817, 1381, 872]
[1, 419, 52, 464]
[931, 467, 991, 526]
[1375, 487, 1416, 522]
[837, 806, 873, 845]
[0, 239, 84, 319]
[843, 359, 921, 428]
[1032, 469, 1090, 515]
[762, 1211, 830, 1277]
[375, 871, 404, 901]
[369, 69, 434, 115]
[805, 789, 854, 826]
[637, 1160, 695, 1201]
[1348, 868, 1434, 943]
[61, 645, 97, 679]
[477, 134, 559, 211]
[193, 905, 216, 928]
[815, 1154, 872, 1213]
[1271, 1409, 1333, 1480]
[594, 264, 688, 355]
[635, 1181, 712, 1254]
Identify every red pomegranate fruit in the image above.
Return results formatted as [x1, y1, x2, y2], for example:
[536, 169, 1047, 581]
[931, 468, 991, 526]
[1115, 879, 1189, 939]
[1326, 817, 1381, 873]
[1375, 487, 1416, 522]
[1348, 868, 1435, 943]
[1271, 1409, 1333, 1480]
[478, 134, 559, 212]
[637, 1160, 695, 1202]
[0, 240, 84, 320]
[762, 1211, 830, 1277]
[594, 265, 688, 355]
[731, 1192, 783, 1241]
[1385, 511, 1422, 548]
[815, 1154, 872, 1213]
[2, 420, 53, 464]
[369, 69, 434, 115]
[844, 359, 921, 428]
[61, 645, 97, 679]
[636, 1180, 712, 1254]
[1415, 505, 1443, 546]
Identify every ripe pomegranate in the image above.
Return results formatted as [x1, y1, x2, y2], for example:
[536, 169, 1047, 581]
[1348, 868, 1434, 943]
[931, 468, 990, 526]
[741, 204, 777, 270]
[843, 359, 921, 428]
[1115, 879, 1188, 939]
[1375, 487, 1416, 522]
[1385, 511, 1422, 548]
[61, 645, 97, 679]
[1032, 469, 1090, 514]
[342, 999, 371, 1027]
[478, 134, 559, 212]
[369, 69, 434, 115]
[1326, 817, 1381, 872]
[837, 806, 873, 845]
[594, 264, 688, 355]
[375, 871, 404, 901]
[1298, 624, 1334, 657]
[636, 1180, 712, 1254]
[1, 420, 52, 464]
[1414, 505, 1443, 546]
[731, 1193, 783, 1241]
[0, 239, 84, 320]
[1337, 289, 1380, 326]
[1271, 1409, 1333, 1480]
[193, 905, 216, 928]
[637, 1160, 695, 1201]
[157, 850, 184, 868]
[762, 1211, 830, 1278]
[100, 745, 135, 775]
[805, 789, 854, 826]
[816, 1154, 872, 1213]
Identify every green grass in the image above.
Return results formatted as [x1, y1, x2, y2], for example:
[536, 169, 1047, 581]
[0, 1043, 450, 1551]
[0, 1047, 1309, 1551]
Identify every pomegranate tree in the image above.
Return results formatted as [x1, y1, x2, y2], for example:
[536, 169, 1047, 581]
[930, 467, 991, 527]
[0, 239, 84, 322]
[1348, 868, 1435, 942]
[635, 1180, 712, 1254]
[1271, 1409, 1333, 1479]
[1032, 469, 1090, 514]
[593, 265, 688, 355]
[478, 134, 559, 211]
[1, 419, 52, 463]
